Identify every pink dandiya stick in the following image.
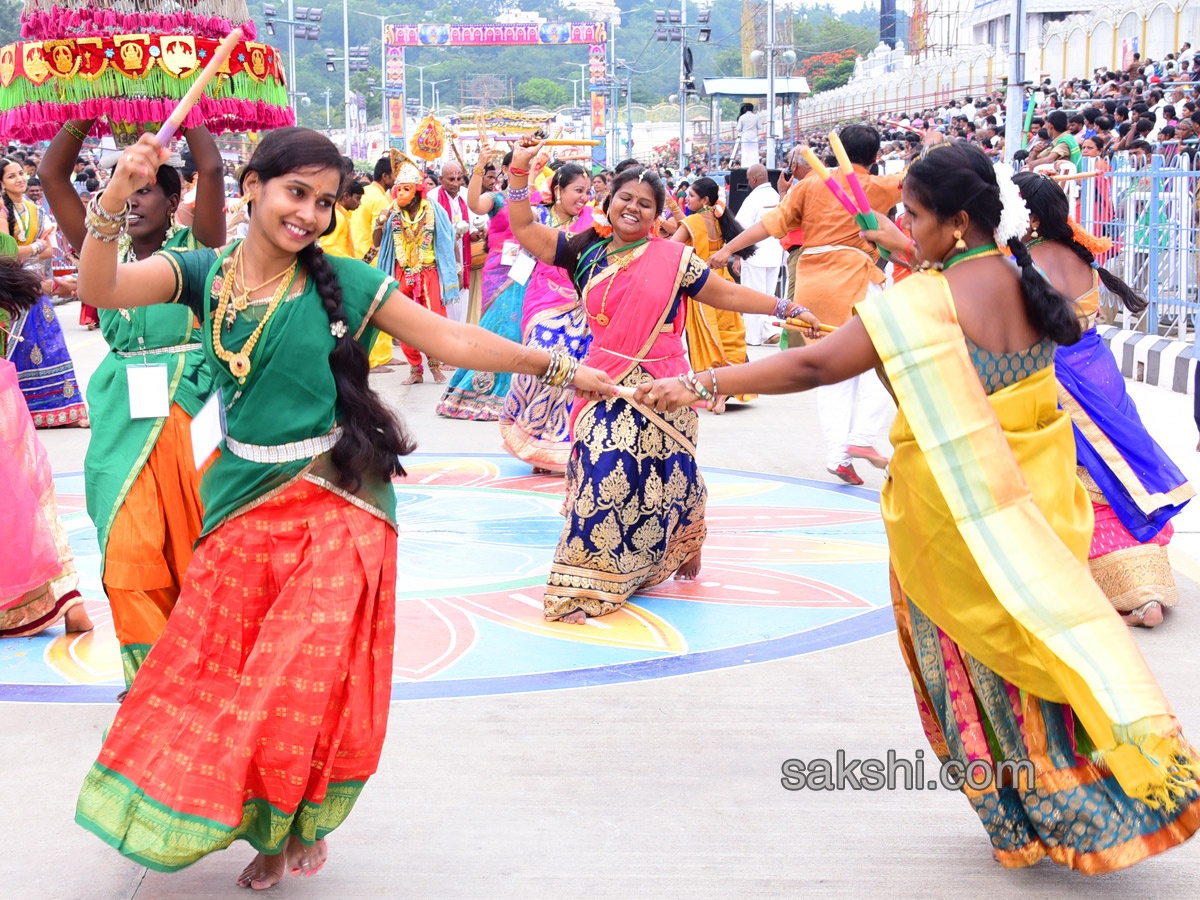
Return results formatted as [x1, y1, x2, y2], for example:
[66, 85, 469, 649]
[799, 145, 859, 217]
[828, 130, 872, 215]
[155, 27, 243, 145]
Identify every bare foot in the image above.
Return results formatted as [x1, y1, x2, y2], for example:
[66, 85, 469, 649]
[401, 369, 424, 386]
[710, 396, 727, 415]
[674, 550, 702, 581]
[236, 850, 287, 890]
[431, 366, 448, 384]
[370, 366, 395, 375]
[560, 610, 588, 625]
[1122, 600, 1164, 627]
[64, 604, 94, 633]
[287, 835, 328, 878]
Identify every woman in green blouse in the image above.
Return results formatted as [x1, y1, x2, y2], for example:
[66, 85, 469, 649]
[72, 127, 613, 889]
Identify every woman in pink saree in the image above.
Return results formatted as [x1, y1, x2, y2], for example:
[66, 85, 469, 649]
[500, 162, 595, 472]
[0, 256, 92, 636]
[507, 145, 817, 622]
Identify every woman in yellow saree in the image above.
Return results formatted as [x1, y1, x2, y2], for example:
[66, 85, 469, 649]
[671, 177, 754, 411]
[638, 141, 1200, 873]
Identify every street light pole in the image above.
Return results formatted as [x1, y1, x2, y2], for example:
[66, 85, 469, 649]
[287, 0, 296, 100]
[342, 0, 350, 150]
[408, 64, 437, 117]
[1003, 0, 1027, 163]
[354, 12, 403, 148]
[556, 76, 579, 108]
[766, 0, 776, 167]
[324, 87, 333, 131]
[428, 79, 448, 116]
[678, 1, 686, 171]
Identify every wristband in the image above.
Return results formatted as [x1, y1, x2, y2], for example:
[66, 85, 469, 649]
[509, 166, 530, 177]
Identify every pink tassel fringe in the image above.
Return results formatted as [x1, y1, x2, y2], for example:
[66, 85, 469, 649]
[0, 98, 292, 143]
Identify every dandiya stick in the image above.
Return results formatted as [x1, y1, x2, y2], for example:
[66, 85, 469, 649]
[799, 146, 858, 216]
[1052, 170, 1101, 183]
[828, 130, 872, 214]
[775, 318, 838, 334]
[805, 142, 890, 260]
[155, 27, 243, 146]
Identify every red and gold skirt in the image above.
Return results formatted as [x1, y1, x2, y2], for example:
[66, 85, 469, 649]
[75, 479, 396, 872]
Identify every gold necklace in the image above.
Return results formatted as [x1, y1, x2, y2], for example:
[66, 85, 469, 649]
[588, 243, 644, 327]
[231, 258, 298, 312]
[551, 207, 579, 230]
[211, 245, 298, 383]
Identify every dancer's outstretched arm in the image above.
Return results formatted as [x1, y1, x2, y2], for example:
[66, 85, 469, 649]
[370, 291, 614, 400]
[635, 318, 881, 411]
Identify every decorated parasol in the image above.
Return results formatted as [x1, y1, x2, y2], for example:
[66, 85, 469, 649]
[0, 0, 293, 144]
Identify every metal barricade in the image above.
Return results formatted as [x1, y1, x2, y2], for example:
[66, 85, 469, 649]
[1076, 153, 1199, 352]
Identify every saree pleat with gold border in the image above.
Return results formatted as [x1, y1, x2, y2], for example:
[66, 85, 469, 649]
[544, 239, 710, 620]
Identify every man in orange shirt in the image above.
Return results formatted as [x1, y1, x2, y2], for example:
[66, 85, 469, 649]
[711, 125, 901, 484]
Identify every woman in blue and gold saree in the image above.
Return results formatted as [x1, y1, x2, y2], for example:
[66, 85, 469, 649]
[505, 147, 815, 623]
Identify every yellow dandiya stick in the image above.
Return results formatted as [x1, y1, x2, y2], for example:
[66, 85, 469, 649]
[1052, 170, 1101, 183]
[155, 27, 244, 145]
[776, 317, 838, 334]
[542, 139, 602, 147]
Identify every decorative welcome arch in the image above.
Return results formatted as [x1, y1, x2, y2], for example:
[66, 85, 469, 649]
[383, 22, 611, 164]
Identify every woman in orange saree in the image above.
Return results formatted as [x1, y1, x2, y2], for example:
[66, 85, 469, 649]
[507, 143, 818, 624]
[672, 176, 755, 411]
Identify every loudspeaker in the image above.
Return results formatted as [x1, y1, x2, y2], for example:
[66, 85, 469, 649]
[726, 167, 782, 218]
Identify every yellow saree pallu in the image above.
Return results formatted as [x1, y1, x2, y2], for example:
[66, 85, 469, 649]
[680, 214, 754, 402]
[857, 272, 1200, 871]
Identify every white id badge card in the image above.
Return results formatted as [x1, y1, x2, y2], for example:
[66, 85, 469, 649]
[509, 251, 536, 286]
[126, 363, 170, 420]
[190, 389, 227, 470]
[501, 240, 521, 266]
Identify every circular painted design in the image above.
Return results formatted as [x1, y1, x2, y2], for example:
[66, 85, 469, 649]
[0, 455, 894, 704]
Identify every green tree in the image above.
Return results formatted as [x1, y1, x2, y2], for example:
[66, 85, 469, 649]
[517, 77, 569, 109]
[0, 0, 21, 47]
[812, 59, 856, 93]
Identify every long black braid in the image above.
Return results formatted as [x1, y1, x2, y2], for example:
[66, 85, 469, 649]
[1013, 171, 1147, 315]
[0, 159, 19, 238]
[241, 127, 416, 491]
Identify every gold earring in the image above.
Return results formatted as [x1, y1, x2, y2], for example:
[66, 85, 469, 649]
[953, 229, 967, 252]
[1030, 226, 1039, 239]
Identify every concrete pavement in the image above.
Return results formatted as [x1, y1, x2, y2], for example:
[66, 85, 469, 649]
[4, 301, 1200, 900]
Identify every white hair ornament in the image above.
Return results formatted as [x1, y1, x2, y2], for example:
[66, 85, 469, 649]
[992, 162, 1031, 246]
